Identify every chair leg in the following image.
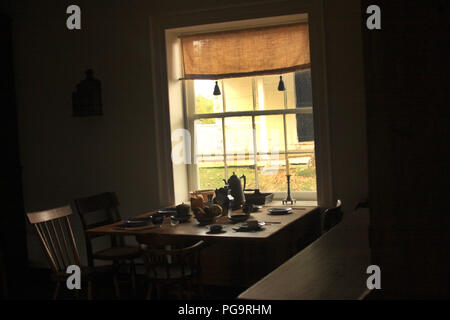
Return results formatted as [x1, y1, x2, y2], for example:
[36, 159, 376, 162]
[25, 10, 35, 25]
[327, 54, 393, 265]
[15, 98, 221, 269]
[155, 282, 161, 300]
[200, 285, 207, 300]
[145, 281, 153, 300]
[74, 288, 80, 300]
[175, 283, 183, 300]
[112, 261, 121, 299]
[52, 282, 60, 300]
[113, 275, 120, 299]
[88, 280, 93, 300]
[185, 279, 193, 300]
[198, 277, 207, 300]
[130, 260, 137, 296]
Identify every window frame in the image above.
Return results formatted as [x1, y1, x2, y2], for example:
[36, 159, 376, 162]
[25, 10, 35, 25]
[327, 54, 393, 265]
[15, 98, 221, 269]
[157, 4, 334, 207]
[184, 75, 317, 200]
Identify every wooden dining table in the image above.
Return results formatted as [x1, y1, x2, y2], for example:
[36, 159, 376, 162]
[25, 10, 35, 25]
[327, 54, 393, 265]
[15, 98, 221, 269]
[87, 205, 320, 287]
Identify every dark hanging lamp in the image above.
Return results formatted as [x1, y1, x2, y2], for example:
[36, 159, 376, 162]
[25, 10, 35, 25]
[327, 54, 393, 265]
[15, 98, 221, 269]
[277, 75, 286, 91]
[213, 81, 221, 95]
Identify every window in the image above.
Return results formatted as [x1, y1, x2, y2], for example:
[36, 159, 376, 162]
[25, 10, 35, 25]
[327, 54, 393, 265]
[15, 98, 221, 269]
[185, 70, 316, 198]
[166, 15, 322, 202]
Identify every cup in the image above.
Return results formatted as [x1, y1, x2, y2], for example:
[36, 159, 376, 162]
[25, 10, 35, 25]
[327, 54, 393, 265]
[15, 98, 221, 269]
[151, 213, 164, 226]
[246, 220, 259, 230]
[209, 224, 223, 233]
[176, 203, 191, 216]
[242, 203, 254, 214]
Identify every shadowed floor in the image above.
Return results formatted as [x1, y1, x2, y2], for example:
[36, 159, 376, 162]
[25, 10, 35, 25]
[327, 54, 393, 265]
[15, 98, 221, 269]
[8, 267, 243, 300]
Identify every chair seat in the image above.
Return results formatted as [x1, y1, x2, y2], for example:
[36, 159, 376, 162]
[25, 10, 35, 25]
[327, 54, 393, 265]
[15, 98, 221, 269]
[146, 265, 197, 280]
[93, 246, 141, 260]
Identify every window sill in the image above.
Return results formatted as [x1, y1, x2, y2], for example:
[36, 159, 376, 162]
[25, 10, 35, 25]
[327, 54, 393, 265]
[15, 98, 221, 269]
[266, 200, 318, 207]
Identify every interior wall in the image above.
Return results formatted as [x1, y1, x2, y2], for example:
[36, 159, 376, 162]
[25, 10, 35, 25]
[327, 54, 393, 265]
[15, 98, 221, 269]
[323, 0, 369, 213]
[361, 0, 449, 298]
[8, 0, 368, 266]
[8, 0, 159, 266]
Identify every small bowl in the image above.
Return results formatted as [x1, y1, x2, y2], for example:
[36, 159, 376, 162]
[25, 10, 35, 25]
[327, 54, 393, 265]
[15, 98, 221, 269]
[209, 224, 223, 233]
[195, 213, 221, 226]
[151, 213, 165, 225]
[228, 214, 250, 223]
[170, 214, 192, 223]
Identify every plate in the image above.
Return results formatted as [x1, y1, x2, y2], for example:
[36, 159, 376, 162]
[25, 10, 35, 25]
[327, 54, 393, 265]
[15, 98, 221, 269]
[268, 207, 293, 215]
[156, 208, 177, 216]
[121, 217, 151, 227]
[206, 230, 226, 234]
[232, 221, 265, 232]
[228, 214, 250, 223]
[252, 205, 263, 212]
[170, 214, 192, 223]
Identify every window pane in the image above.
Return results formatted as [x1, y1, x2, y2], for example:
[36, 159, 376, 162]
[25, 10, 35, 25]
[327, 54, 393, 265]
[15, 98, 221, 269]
[197, 157, 226, 190]
[224, 116, 254, 156]
[255, 115, 285, 154]
[223, 77, 253, 111]
[194, 80, 223, 114]
[194, 118, 224, 157]
[256, 154, 287, 192]
[285, 114, 315, 152]
[253, 72, 297, 110]
[255, 74, 284, 110]
[288, 153, 317, 192]
[292, 69, 313, 108]
[285, 72, 297, 109]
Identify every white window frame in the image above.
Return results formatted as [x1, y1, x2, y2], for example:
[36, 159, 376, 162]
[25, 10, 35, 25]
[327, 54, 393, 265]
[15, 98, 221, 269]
[162, 6, 333, 207]
[184, 75, 317, 201]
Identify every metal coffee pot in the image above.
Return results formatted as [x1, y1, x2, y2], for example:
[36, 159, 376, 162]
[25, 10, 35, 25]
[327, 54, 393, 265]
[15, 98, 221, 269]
[224, 172, 246, 210]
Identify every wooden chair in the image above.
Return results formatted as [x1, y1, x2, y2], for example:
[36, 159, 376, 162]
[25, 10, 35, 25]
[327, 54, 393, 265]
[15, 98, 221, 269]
[321, 199, 344, 234]
[26, 205, 93, 299]
[73, 192, 141, 299]
[140, 240, 206, 300]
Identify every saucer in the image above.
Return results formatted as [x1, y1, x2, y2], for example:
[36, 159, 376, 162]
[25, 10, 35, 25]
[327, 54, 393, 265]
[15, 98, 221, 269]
[170, 214, 192, 223]
[206, 230, 226, 234]
[232, 221, 265, 232]
[268, 207, 293, 215]
[121, 217, 151, 227]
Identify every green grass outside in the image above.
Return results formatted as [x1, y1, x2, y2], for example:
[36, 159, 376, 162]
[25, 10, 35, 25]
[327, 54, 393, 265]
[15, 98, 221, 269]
[199, 166, 316, 191]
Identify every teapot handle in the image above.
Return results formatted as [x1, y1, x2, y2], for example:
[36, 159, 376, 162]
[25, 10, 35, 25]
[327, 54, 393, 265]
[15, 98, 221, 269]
[240, 174, 247, 191]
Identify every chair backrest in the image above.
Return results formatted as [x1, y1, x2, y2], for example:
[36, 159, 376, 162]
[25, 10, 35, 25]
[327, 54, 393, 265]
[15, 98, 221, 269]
[26, 205, 81, 274]
[321, 199, 343, 234]
[141, 240, 206, 280]
[73, 192, 123, 266]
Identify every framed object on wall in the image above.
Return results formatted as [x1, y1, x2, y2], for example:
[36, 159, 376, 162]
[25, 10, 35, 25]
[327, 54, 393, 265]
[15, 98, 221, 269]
[72, 69, 102, 117]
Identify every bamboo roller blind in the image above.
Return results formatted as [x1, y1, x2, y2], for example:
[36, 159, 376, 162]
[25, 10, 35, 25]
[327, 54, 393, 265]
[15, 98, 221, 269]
[180, 23, 310, 80]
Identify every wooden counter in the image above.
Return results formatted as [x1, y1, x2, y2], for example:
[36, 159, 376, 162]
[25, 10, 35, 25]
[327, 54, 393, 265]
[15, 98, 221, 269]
[238, 209, 371, 299]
